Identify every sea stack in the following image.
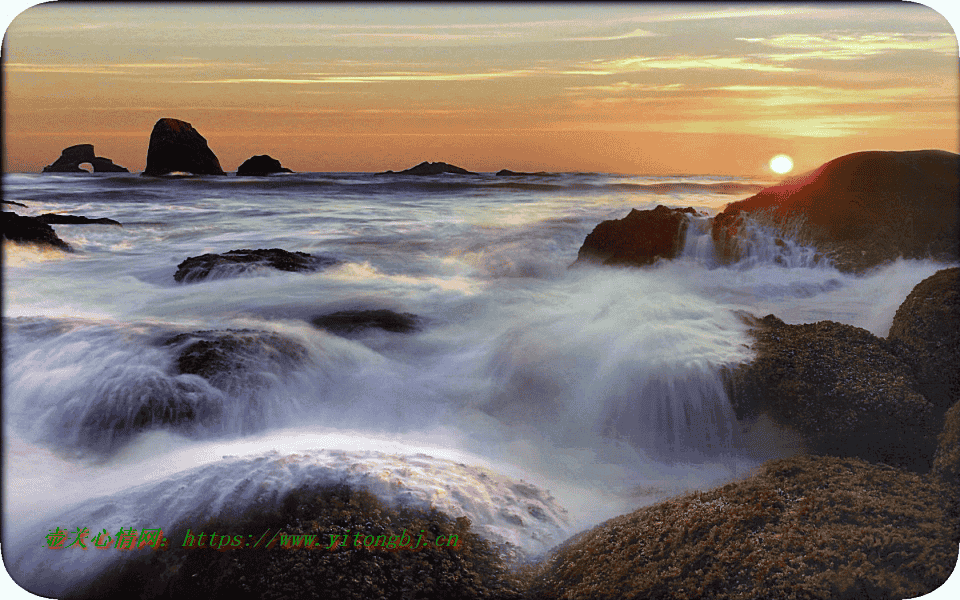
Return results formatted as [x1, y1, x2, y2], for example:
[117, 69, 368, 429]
[143, 118, 225, 176]
[42, 144, 128, 173]
[236, 155, 293, 176]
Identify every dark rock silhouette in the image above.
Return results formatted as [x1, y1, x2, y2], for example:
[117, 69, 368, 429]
[311, 309, 420, 335]
[236, 155, 293, 176]
[42, 144, 128, 173]
[380, 161, 477, 176]
[887, 268, 960, 413]
[496, 169, 550, 176]
[36, 213, 121, 226]
[574, 205, 698, 267]
[531, 454, 957, 600]
[723, 314, 936, 472]
[143, 118, 225, 176]
[712, 150, 960, 272]
[1, 212, 72, 251]
[174, 248, 336, 283]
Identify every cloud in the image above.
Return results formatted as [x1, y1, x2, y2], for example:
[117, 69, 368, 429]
[192, 70, 536, 84]
[736, 32, 958, 60]
[560, 28, 658, 42]
[591, 55, 799, 73]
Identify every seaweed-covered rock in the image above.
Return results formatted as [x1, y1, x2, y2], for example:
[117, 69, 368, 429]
[529, 454, 958, 600]
[174, 248, 336, 283]
[573, 205, 698, 267]
[42, 144, 129, 173]
[933, 400, 960, 531]
[1, 211, 72, 251]
[887, 268, 960, 412]
[236, 155, 293, 176]
[36, 213, 122, 226]
[143, 118, 225, 176]
[380, 161, 477, 175]
[68, 484, 525, 600]
[311, 309, 419, 335]
[723, 315, 935, 472]
[712, 150, 959, 272]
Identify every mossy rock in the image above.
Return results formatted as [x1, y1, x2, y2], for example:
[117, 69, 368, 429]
[529, 454, 958, 600]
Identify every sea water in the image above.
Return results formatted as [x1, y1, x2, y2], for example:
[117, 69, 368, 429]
[2, 171, 952, 596]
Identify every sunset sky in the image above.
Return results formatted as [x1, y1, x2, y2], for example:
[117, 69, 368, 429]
[2, 2, 958, 175]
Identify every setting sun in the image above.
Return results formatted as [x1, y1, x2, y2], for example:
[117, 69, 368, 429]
[769, 154, 794, 174]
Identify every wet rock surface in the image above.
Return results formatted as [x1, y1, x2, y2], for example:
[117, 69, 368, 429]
[887, 267, 960, 412]
[574, 205, 698, 267]
[164, 329, 309, 386]
[36, 213, 122, 226]
[712, 150, 959, 273]
[723, 315, 936, 472]
[1, 211, 72, 251]
[529, 454, 958, 600]
[69, 484, 525, 600]
[174, 248, 336, 283]
[310, 309, 420, 335]
[143, 118, 225, 176]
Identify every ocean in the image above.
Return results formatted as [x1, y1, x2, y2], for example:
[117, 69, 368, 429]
[2, 170, 952, 596]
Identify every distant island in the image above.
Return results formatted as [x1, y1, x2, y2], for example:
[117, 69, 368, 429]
[377, 161, 477, 176]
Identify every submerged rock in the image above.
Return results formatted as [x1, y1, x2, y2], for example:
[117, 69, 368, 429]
[174, 248, 336, 283]
[1, 212, 72, 251]
[573, 205, 698, 267]
[530, 454, 958, 600]
[164, 329, 309, 386]
[36, 213, 122, 226]
[60, 370, 223, 453]
[143, 118, 225, 176]
[712, 150, 960, 272]
[310, 309, 419, 335]
[723, 315, 936, 472]
[887, 268, 960, 412]
[236, 154, 293, 176]
[379, 161, 477, 175]
[42, 144, 128, 173]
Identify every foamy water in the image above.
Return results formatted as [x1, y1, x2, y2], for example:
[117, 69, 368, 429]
[3, 171, 953, 596]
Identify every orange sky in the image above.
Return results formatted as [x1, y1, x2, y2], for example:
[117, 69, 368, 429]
[3, 3, 958, 175]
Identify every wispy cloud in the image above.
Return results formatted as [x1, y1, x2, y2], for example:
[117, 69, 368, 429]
[565, 82, 684, 94]
[737, 32, 958, 60]
[191, 70, 536, 84]
[590, 55, 799, 74]
[560, 28, 658, 42]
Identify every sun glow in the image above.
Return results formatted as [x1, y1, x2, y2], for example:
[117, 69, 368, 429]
[769, 154, 794, 174]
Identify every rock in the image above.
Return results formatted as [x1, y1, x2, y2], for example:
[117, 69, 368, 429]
[36, 214, 121, 226]
[887, 268, 960, 412]
[236, 155, 293, 176]
[723, 315, 936, 472]
[58, 371, 223, 453]
[573, 205, 698, 267]
[1, 211, 72, 251]
[380, 161, 477, 175]
[173, 248, 336, 283]
[311, 309, 419, 335]
[41, 144, 129, 173]
[143, 118, 226, 176]
[933, 400, 960, 524]
[496, 169, 550, 176]
[530, 454, 958, 600]
[164, 329, 308, 384]
[712, 150, 959, 272]
[71, 484, 523, 600]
